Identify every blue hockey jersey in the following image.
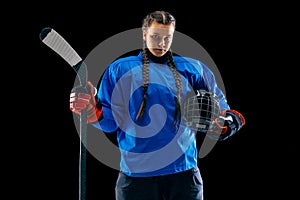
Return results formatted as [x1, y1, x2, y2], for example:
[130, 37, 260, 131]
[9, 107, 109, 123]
[92, 51, 229, 177]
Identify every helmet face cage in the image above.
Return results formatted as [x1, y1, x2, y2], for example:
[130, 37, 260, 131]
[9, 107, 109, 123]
[183, 90, 221, 132]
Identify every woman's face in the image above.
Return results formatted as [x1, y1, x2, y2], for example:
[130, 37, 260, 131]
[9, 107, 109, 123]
[143, 21, 175, 57]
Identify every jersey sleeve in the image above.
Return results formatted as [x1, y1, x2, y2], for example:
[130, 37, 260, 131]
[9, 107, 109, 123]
[199, 62, 230, 111]
[91, 65, 119, 133]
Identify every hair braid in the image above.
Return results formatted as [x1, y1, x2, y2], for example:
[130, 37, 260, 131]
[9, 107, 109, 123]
[135, 43, 149, 120]
[167, 50, 182, 124]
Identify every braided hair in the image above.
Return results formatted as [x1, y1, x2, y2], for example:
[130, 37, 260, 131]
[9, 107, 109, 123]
[135, 11, 182, 124]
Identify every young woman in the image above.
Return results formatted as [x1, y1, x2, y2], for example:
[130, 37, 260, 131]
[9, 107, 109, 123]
[70, 10, 245, 200]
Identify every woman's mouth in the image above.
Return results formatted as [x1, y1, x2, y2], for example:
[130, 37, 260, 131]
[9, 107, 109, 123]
[153, 48, 165, 54]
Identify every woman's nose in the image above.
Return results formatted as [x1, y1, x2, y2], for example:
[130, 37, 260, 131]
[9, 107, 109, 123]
[158, 39, 165, 47]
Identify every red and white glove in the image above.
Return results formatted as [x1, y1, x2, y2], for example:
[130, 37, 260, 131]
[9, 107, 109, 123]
[208, 109, 246, 141]
[70, 81, 102, 123]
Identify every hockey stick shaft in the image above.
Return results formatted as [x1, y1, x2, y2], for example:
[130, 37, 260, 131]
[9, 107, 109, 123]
[40, 27, 87, 200]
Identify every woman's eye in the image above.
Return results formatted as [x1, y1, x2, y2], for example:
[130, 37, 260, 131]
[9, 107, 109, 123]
[150, 35, 172, 42]
[151, 35, 160, 40]
[164, 37, 171, 42]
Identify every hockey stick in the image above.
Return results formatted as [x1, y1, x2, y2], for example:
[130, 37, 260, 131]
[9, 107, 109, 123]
[39, 27, 87, 200]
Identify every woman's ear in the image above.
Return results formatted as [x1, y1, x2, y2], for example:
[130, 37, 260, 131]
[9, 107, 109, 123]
[142, 30, 147, 41]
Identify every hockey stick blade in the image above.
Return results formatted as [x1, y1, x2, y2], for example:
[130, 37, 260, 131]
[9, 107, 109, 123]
[39, 27, 82, 66]
[39, 27, 88, 86]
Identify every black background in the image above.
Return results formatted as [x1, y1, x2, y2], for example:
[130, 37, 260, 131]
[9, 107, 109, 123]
[6, 1, 298, 199]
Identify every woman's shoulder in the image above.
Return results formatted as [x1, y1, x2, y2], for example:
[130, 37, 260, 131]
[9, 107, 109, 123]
[173, 55, 207, 73]
[111, 55, 141, 65]
[106, 55, 142, 76]
[173, 55, 201, 65]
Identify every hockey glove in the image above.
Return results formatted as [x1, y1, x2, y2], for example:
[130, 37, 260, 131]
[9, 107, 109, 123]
[208, 109, 245, 141]
[70, 81, 102, 123]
